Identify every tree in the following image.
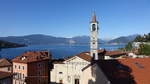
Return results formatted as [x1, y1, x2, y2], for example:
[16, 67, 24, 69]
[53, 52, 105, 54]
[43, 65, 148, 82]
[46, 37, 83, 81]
[139, 44, 150, 56]
[119, 42, 133, 51]
[134, 35, 143, 42]
[125, 42, 133, 51]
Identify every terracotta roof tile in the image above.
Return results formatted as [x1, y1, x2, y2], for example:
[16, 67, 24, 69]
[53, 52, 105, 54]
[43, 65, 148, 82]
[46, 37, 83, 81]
[105, 51, 127, 56]
[77, 52, 92, 62]
[96, 58, 150, 84]
[12, 51, 51, 63]
[53, 50, 126, 63]
[118, 58, 150, 84]
[52, 59, 65, 64]
[0, 58, 12, 67]
[0, 71, 13, 79]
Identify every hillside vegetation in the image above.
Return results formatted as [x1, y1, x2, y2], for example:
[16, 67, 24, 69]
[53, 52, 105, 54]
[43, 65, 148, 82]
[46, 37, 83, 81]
[120, 33, 150, 55]
[138, 44, 150, 55]
[134, 33, 150, 42]
[0, 40, 26, 49]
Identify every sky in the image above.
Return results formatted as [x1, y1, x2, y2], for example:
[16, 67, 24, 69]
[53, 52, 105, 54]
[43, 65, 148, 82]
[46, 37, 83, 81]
[0, 0, 150, 39]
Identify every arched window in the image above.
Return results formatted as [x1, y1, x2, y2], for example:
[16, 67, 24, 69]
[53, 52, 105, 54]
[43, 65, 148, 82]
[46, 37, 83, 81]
[92, 24, 96, 31]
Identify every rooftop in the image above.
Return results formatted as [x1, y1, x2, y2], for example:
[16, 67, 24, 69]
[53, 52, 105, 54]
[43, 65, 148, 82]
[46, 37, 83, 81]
[0, 58, 12, 67]
[96, 58, 150, 84]
[12, 51, 51, 63]
[0, 71, 13, 80]
[52, 50, 126, 63]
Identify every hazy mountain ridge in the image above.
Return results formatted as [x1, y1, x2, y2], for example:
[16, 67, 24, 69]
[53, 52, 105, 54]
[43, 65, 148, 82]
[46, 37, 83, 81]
[0, 34, 68, 45]
[0, 34, 139, 45]
[107, 34, 139, 44]
[70, 36, 105, 44]
[0, 34, 105, 45]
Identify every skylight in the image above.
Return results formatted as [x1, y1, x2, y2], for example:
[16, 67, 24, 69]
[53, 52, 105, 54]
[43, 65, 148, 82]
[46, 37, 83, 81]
[134, 62, 144, 69]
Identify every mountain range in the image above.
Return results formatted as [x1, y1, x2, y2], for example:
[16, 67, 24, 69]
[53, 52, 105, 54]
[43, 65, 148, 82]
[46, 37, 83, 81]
[0, 34, 138, 45]
[107, 34, 139, 44]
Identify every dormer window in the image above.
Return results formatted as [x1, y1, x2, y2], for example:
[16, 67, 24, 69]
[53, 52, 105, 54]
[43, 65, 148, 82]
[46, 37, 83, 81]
[21, 56, 26, 60]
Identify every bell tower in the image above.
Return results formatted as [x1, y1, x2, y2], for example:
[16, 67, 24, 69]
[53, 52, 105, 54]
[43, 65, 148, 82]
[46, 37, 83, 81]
[90, 13, 99, 60]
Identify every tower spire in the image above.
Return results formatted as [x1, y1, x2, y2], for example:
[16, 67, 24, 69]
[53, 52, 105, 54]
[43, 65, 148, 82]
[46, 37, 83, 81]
[92, 12, 97, 23]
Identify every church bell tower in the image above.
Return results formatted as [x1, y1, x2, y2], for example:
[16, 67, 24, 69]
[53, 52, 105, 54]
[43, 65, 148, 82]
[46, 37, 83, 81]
[90, 13, 99, 60]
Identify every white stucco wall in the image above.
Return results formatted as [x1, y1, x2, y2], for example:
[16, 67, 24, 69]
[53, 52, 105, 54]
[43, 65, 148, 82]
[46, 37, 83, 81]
[0, 66, 12, 72]
[50, 56, 90, 84]
[82, 63, 110, 84]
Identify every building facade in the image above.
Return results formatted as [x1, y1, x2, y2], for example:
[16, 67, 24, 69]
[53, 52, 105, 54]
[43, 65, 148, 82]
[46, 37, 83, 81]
[0, 71, 13, 84]
[132, 42, 150, 49]
[50, 52, 92, 84]
[82, 58, 150, 84]
[0, 58, 13, 84]
[0, 58, 12, 73]
[12, 51, 50, 84]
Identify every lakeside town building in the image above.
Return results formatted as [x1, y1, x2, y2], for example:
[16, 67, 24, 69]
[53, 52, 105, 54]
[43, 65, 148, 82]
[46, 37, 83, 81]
[82, 57, 150, 84]
[0, 71, 13, 84]
[0, 58, 12, 73]
[132, 42, 150, 49]
[12, 51, 51, 84]
[0, 58, 13, 84]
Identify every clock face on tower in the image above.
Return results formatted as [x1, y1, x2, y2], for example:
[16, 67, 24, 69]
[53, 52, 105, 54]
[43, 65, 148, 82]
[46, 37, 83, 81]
[92, 24, 96, 31]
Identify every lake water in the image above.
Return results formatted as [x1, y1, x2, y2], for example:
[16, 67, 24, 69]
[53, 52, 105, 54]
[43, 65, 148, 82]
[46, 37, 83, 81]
[0, 44, 125, 59]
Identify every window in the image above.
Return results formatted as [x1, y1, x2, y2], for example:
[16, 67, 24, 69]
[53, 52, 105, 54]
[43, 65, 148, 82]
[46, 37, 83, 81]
[134, 62, 144, 69]
[39, 79, 41, 83]
[39, 72, 40, 75]
[19, 65, 20, 69]
[17, 73, 19, 79]
[20, 73, 21, 79]
[68, 76, 71, 83]
[15, 65, 17, 69]
[59, 80, 63, 84]
[92, 24, 96, 31]
[93, 53, 95, 57]
[59, 72, 63, 74]
[8, 67, 11, 71]
[22, 66, 24, 70]
[22, 74, 24, 78]
[75, 79, 79, 84]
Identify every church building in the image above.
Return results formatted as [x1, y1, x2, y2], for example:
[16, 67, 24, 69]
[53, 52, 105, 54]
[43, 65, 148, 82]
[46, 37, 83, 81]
[50, 13, 99, 84]
[50, 52, 92, 84]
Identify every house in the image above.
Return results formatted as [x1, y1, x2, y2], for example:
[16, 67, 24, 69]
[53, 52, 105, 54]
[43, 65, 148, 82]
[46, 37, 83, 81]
[132, 42, 150, 49]
[0, 58, 12, 72]
[82, 58, 150, 84]
[0, 58, 13, 84]
[50, 50, 127, 84]
[12, 51, 51, 84]
[98, 50, 127, 60]
[0, 71, 13, 84]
